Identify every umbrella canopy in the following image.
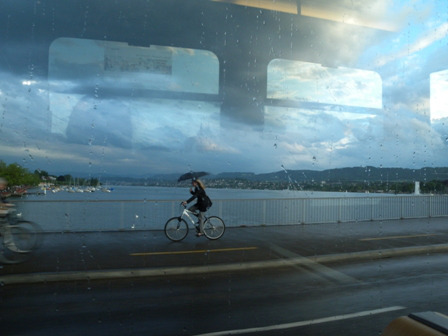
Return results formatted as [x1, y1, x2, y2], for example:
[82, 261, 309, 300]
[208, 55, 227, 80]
[177, 171, 209, 182]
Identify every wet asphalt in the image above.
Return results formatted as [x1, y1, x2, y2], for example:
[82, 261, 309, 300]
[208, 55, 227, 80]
[1, 217, 448, 285]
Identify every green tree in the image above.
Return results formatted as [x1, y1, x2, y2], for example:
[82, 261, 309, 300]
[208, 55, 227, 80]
[0, 161, 40, 186]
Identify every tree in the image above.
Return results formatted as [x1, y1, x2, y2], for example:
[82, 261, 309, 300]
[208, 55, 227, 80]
[34, 169, 49, 180]
[0, 161, 40, 186]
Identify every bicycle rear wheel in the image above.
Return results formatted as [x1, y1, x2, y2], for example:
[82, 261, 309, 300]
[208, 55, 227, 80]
[164, 217, 188, 242]
[203, 216, 225, 240]
[0, 222, 37, 264]
[7, 221, 43, 252]
[0, 242, 30, 264]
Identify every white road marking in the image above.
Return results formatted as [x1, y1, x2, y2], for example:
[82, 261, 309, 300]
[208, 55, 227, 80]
[269, 243, 358, 284]
[193, 306, 406, 336]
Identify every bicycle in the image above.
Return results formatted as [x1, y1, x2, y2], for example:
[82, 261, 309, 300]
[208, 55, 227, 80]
[164, 204, 225, 242]
[0, 209, 43, 264]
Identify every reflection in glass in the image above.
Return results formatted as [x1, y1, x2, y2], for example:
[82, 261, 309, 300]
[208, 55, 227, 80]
[48, 38, 220, 143]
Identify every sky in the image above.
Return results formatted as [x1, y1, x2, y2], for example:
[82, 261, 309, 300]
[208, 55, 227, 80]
[0, 0, 448, 178]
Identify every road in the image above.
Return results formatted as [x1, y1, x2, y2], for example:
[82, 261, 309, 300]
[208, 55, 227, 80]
[1, 217, 448, 335]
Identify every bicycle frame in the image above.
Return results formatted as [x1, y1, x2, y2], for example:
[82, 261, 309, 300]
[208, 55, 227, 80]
[0, 209, 20, 231]
[180, 208, 196, 225]
[180, 206, 206, 227]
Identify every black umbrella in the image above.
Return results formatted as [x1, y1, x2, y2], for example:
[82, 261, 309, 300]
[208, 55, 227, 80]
[177, 171, 209, 182]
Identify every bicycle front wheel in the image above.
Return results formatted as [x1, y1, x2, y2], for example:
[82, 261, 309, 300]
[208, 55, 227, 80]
[203, 216, 225, 240]
[164, 217, 188, 242]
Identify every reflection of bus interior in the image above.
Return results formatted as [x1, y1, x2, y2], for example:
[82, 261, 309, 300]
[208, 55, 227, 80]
[41, 0, 387, 153]
[3, 1, 448, 335]
[10, 1, 394, 130]
[2, 0, 447, 167]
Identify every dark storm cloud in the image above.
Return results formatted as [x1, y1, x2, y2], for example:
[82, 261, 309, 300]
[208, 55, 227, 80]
[65, 97, 133, 149]
[0, 72, 50, 136]
[0, 41, 50, 78]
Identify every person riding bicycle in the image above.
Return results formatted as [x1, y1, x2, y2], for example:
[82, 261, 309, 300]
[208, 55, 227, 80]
[0, 177, 14, 218]
[0, 177, 25, 253]
[181, 178, 210, 237]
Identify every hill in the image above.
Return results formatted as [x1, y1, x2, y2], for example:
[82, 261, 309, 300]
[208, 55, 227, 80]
[104, 166, 448, 185]
[251, 166, 448, 183]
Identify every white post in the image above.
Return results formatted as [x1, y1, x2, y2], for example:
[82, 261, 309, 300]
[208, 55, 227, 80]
[414, 181, 420, 195]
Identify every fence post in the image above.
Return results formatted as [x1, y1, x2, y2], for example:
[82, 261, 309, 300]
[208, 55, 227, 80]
[218, 200, 223, 220]
[301, 198, 306, 224]
[428, 195, 431, 218]
[400, 196, 403, 219]
[338, 198, 341, 223]
[262, 199, 266, 225]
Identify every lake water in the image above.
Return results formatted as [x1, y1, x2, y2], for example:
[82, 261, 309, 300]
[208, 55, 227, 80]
[25, 185, 387, 202]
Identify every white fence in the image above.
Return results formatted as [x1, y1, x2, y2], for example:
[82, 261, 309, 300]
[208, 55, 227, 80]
[14, 195, 448, 232]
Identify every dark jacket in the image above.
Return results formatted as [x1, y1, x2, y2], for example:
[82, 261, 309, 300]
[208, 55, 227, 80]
[187, 186, 208, 212]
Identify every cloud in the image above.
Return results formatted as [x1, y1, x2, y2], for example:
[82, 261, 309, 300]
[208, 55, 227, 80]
[268, 59, 382, 109]
[0, 73, 50, 139]
[282, 142, 306, 154]
[376, 21, 448, 67]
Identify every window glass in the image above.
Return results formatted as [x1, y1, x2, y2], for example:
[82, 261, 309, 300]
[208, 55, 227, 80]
[47, 38, 220, 160]
[267, 60, 382, 108]
[2, 1, 448, 334]
[431, 69, 448, 122]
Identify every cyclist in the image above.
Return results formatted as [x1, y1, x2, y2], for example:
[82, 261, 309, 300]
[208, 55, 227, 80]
[0, 178, 14, 217]
[182, 178, 210, 237]
[0, 177, 23, 252]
